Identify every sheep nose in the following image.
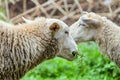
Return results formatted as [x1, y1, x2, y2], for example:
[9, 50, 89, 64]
[72, 51, 78, 57]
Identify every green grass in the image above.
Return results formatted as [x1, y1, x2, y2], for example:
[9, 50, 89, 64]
[21, 42, 120, 80]
[0, 7, 6, 21]
[0, 6, 10, 22]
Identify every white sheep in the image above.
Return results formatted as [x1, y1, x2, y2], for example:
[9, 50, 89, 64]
[70, 12, 120, 67]
[0, 17, 78, 80]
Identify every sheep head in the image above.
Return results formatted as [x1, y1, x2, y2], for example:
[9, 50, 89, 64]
[70, 12, 102, 43]
[46, 18, 78, 60]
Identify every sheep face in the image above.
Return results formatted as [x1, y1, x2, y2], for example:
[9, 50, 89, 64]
[46, 18, 78, 59]
[70, 12, 101, 43]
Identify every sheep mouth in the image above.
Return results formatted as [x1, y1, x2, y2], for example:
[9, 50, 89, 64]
[72, 51, 79, 57]
[57, 49, 79, 61]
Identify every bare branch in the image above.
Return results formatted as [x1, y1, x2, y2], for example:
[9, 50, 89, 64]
[74, 0, 83, 13]
[31, 0, 50, 17]
[23, 0, 27, 12]
[5, 0, 10, 20]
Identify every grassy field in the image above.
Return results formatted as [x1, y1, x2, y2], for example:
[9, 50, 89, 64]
[21, 42, 120, 80]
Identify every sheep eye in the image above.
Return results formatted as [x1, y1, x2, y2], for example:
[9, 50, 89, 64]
[65, 31, 69, 34]
[79, 23, 86, 26]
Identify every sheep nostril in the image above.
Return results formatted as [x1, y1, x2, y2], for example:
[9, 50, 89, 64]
[72, 51, 78, 57]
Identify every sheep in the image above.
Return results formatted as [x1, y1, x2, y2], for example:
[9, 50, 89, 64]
[0, 17, 78, 80]
[70, 12, 120, 67]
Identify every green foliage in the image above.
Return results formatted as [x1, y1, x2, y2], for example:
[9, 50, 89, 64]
[21, 42, 120, 80]
[0, 6, 10, 22]
[0, 6, 6, 21]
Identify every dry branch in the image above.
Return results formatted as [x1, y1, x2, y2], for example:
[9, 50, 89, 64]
[1, 0, 119, 25]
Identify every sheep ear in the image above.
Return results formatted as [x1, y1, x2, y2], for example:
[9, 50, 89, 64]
[82, 18, 99, 26]
[81, 11, 88, 15]
[49, 23, 60, 32]
[22, 17, 32, 23]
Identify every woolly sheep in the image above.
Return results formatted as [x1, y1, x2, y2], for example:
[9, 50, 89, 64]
[70, 12, 120, 67]
[0, 17, 78, 80]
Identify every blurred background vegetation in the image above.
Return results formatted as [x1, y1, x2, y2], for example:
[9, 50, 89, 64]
[0, 0, 120, 80]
